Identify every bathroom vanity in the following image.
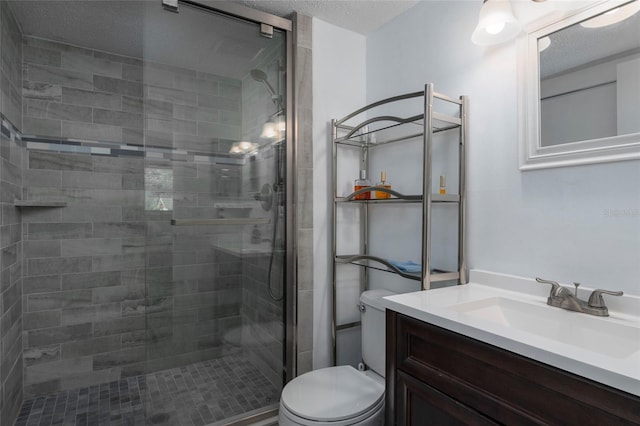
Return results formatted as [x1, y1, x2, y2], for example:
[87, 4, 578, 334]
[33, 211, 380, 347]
[382, 271, 640, 425]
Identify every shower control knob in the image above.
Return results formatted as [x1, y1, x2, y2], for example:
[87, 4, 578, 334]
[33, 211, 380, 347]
[256, 183, 273, 211]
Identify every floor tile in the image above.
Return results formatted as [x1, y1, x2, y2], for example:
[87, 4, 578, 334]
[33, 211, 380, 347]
[18, 355, 280, 425]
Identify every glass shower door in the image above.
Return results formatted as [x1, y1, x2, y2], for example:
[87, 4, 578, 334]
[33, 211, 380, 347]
[140, 2, 288, 423]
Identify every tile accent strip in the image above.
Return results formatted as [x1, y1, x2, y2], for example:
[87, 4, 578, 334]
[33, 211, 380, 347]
[1, 114, 246, 166]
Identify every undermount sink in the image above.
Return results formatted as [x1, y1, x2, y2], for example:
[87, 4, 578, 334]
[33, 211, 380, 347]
[448, 297, 640, 359]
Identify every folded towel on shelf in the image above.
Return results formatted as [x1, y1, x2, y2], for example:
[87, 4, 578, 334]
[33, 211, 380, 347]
[388, 260, 421, 273]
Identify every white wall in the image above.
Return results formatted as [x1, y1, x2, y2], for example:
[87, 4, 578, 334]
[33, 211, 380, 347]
[312, 18, 366, 369]
[365, 1, 640, 295]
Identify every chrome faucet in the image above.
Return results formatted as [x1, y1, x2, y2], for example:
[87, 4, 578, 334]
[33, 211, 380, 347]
[535, 278, 623, 317]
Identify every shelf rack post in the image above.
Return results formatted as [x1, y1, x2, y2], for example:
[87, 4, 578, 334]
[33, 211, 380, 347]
[360, 137, 369, 297]
[422, 84, 434, 290]
[331, 119, 338, 366]
[459, 95, 469, 284]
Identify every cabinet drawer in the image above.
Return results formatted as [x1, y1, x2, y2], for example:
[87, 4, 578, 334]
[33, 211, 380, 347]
[396, 370, 499, 426]
[388, 311, 640, 425]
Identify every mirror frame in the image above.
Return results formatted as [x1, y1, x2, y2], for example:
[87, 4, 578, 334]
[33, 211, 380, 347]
[517, 0, 640, 170]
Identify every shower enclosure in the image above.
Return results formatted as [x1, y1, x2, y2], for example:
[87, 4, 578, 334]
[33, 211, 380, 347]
[0, 0, 294, 424]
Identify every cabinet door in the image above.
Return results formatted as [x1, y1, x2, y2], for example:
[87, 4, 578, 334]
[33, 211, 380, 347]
[396, 371, 498, 426]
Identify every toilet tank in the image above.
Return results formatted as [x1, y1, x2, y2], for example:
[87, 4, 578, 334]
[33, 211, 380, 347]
[360, 289, 395, 377]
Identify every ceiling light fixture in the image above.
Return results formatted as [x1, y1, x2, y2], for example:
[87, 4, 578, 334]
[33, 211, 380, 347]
[580, 0, 640, 28]
[472, 0, 522, 46]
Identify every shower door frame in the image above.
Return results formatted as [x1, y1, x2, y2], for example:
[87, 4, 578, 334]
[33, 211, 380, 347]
[176, 0, 297, 388]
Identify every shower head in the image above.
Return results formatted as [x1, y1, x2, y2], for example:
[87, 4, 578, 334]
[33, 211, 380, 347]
[250, 69, 268, 82]
[250, 68, 277, 98]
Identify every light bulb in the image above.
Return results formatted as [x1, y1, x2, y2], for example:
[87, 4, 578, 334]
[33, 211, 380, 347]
[486, 22, 505, 35]
[471, 0, 521, 46]
[261, 122, 277, 139]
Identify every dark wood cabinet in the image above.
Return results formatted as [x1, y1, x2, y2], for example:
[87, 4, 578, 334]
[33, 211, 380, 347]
[386, 310, 640, 425]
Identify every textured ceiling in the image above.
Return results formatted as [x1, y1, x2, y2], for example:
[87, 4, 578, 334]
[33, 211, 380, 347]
[231, 0, 419, 34]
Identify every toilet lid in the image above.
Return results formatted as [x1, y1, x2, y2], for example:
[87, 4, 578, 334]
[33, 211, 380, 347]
[281, 366, 385, 422]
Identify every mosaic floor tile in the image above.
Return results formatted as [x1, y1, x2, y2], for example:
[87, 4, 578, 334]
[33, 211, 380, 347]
[15, 355, 280, 426]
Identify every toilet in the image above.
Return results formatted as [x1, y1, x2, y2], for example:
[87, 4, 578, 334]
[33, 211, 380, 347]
[279, 289, 394, 425]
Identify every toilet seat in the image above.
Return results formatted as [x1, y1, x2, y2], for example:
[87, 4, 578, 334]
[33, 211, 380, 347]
[280, 396, 384, 426]
[280, 365, 384, 424]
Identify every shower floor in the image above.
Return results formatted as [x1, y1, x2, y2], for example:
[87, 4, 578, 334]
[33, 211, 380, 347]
[15, 355, 280, 426]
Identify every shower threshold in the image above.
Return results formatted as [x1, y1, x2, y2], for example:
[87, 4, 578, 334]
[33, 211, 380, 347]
[15, 354, 280, 426]
[207, 405, 278, 426]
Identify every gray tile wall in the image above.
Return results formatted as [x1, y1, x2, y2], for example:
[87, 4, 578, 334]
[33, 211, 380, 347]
[294, 14, 314, 376]
[20, 36, 249, 398]
[22, 151, 148, 396]
[22, 35, 242, 153]
[1, 0, 21, 129]
[0, 0, 24, 424]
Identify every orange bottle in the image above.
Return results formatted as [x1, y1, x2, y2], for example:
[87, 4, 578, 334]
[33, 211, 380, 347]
[375, 171, 391, 199]
[354, 170, 371, 200]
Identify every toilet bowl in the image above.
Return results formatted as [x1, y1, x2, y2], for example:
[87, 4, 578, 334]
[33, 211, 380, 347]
[278, 290, 394, 425]
[279, 366, 384, 426]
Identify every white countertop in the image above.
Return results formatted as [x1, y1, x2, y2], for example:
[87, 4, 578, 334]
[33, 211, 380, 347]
[381, 270, 640, 397]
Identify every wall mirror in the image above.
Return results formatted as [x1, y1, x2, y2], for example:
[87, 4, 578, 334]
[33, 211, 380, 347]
[518, 0, 640, 170]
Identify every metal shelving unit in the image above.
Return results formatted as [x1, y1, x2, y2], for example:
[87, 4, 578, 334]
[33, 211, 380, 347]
[330, 83, 468, 364]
